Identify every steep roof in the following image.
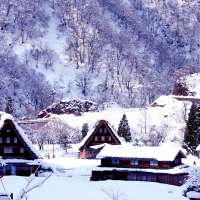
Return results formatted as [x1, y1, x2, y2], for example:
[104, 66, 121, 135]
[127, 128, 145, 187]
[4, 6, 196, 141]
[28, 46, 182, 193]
[0, 113, 42, 160]
[79, 119, 125, 150]
[96, 144, 186, 161]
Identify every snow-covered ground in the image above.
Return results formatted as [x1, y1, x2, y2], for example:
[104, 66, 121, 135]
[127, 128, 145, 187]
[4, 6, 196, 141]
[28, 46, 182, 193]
[1, 145, 199, 200]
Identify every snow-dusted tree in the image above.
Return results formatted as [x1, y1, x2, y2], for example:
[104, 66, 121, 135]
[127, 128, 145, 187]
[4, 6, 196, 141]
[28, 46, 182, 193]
[145, 121, 169, 146]
[0, 164, 51, 200]
[5, 97, 14, 114]
[183, 168, 200, 196]
[117, 114, 132, 142]
[81, 123, 89, 139]
[42, 47, 58, 69]
[75, 73, 91, 96]
[30, 48, 42, 68]
[184, 104, 200, 153]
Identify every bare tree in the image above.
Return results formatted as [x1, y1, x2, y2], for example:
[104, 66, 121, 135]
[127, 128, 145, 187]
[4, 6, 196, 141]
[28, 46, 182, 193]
[75, 72, 91, 96]
[101, 188, 128, 200]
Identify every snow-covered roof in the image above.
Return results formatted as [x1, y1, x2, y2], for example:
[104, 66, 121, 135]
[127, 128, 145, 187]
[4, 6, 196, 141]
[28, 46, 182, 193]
[96, 144, 186, 161]
[78, 119, 125, 149]
[196, 144, 200, 151]
[89, 144, 105, 149]
[0, 113, 42, 159]
[1, 159, 42, 165]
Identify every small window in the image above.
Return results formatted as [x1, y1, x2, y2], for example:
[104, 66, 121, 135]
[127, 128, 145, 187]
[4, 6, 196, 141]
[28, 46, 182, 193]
[95, 136, 98, 141]
[20, 148, 24, 153]
[111, 159, 119, 165]
[108, 136, 111, 141]
[104, 128, 107, 133]
[175, 158, 179, 164]
[6, 137, 10, 143]
[102, 136, 105, 141]
[131, 159, 138, 165]
[150, 160, 158, 166]
[100, 128, 102, 133]
[0, 138, 2, 143]
[7, 130, 10, 132]
[14, 137, 17, 143]
[4, 148, 13, 153]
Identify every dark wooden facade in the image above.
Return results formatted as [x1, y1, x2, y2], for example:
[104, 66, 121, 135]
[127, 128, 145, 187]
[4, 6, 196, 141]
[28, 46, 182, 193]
[100, 151, 185, 169]
[0, 120, 38, 160]
[91, 170, 187, 186]
[0, 119, 41, 176]
[79, 120, 121, 159]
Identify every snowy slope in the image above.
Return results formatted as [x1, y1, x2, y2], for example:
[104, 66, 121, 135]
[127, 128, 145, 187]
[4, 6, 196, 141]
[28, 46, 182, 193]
[51, 95, 190, 143]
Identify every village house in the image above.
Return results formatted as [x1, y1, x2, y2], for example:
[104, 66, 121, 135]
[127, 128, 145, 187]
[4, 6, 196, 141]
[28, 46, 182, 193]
[0, 112, 42, 176]
[79, 119, 124, 159]
[91, 144, 188, 186]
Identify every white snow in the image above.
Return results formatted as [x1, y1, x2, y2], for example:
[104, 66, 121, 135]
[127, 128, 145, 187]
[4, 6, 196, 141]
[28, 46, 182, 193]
[187, 191, 200, 198]
[196, 144, 200, 151]
[96, 144, 186, 162]
[0, 145, 190, 200]
[178, 73, 200, 97]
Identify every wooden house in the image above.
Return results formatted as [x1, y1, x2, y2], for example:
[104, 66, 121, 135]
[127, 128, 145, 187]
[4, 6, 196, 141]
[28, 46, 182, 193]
[0, 113, 42, 176]
[97, 144, 187, 169]
[79, 120, 123, 159]
[90, 144, 188, 186]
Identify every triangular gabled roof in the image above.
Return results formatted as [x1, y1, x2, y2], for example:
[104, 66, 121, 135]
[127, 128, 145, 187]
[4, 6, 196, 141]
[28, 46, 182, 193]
[79, 119, 124, 150]
[0, 113, 42, 160]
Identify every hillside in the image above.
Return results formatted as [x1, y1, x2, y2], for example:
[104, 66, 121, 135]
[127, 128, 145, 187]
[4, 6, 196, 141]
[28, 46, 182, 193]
[1, 0, 200, 118]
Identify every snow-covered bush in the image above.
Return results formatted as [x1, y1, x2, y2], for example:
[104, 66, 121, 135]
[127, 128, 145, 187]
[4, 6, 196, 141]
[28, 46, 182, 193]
[183, 168, 200, 196]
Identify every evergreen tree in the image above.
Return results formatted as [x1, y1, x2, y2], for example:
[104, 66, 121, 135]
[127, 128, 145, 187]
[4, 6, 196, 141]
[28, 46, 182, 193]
[81, 123, 89, 139]
[5, 97, 14, 114]
[184, 104, 200, 152]
[118, 114, 132, 142]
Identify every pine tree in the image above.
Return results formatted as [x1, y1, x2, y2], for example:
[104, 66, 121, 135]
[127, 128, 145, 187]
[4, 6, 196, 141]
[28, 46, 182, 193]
[184, 104, 200, 152]
[81, 123, 89, 139]
[5, 97, 14, 114]
[118, 114, 132, 142]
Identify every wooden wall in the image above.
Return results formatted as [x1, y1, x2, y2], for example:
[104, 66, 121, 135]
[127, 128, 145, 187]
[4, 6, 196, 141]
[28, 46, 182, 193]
[91, 170, 187, 186]
[0, 123, 32, 159]
[101, 158, 172, 169]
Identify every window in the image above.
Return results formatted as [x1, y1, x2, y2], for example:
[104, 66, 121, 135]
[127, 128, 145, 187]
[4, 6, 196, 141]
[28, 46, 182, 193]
[111, 159, 119, 165]
[0, 138, 2, 143]
[175, 158, 179, 164]
[108, 136, 111, 141]
[131, 159, 138, 165]
[100, 128, 102, 133]
[4, 148, 13, 153]
[102, 136, 105, 141]
[6, 137, 10, 143]
[85, 149, 92, 154]
[150, 160, 158, 166]
[14, 137, 17, 143]
[104, 128, 107, 133]
[95, 136, 98, 141]
[20, 148, 24, 153]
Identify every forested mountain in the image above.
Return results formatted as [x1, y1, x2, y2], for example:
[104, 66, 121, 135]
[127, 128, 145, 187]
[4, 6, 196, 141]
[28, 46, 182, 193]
[0, 0, 200, 118]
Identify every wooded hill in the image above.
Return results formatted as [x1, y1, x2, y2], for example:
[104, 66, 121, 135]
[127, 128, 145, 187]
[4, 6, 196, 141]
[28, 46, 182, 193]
[0, 0, 199, 118]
